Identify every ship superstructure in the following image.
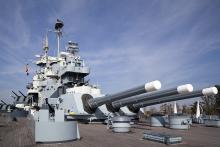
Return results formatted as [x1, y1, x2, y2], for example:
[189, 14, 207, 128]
[26, 20, 112, 120]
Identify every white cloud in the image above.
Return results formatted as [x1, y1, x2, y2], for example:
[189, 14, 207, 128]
[0, 0, 219, 105]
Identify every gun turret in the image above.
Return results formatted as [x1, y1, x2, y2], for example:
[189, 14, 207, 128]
[82, 80, 161, 113]
[0, 103, 15, 112]
[0, 104, 10, 111]
[128, 87, 218, 113]
[106, 84, 193, 112]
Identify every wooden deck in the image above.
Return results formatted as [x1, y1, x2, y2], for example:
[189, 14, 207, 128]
[1, 116, 220, 147]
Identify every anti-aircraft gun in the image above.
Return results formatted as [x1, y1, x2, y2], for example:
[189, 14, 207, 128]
[0, 90, 30, 118]
[0, 100, 15, 112]
[11, 91, 30, 104]
[0, 102, 28, 117]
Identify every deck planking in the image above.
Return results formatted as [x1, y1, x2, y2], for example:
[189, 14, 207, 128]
[1, 116, 220, 147]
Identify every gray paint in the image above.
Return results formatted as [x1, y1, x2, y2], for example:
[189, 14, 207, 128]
[112, 88, 177, 109]
[204, 119, 220, 127]
[35, 109, 80, 142]
[88, 84, 147, 109]
[132, 90, 203, 109]
[35, 121, 79, 142]
[168, 115, 191, 130]
[111, 116, 131, 133]
[150, 116, 165, 127]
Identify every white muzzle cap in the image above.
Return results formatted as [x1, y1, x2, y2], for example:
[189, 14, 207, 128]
[145, 80, 162, 92]
[177, 84, 193, 94]
[202, 87, 218, 96]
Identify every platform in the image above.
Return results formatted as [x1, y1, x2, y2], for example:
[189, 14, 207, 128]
[0, 117, 220, 147]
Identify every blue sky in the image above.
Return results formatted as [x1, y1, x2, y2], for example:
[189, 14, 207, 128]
[0, 0, 220, 107]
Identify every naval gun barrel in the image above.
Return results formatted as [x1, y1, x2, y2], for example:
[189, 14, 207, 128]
[129, 87, 218, 113]
[83, 80, 161, 113]
[1, 100, 7, 105]
[18, 91, 29, 103]
[12, 91, 19, 97]
[108, 84, 193, 112]
[12, 91, 21, 102]
[19, 91, 26, 98]
[88, 80, 161, 108]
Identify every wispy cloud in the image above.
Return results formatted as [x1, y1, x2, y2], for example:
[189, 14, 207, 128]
[0, 0, 219, 106]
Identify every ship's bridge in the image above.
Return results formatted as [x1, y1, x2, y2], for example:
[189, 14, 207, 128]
[58, 51, 90, 85]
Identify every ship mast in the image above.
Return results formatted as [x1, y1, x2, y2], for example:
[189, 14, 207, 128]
[43, 33, 49, 67]
[54, 19, 64, 57]
[43, 33, 49, 55]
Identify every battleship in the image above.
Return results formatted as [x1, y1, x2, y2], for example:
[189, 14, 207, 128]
[0, 19, 219, 146]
